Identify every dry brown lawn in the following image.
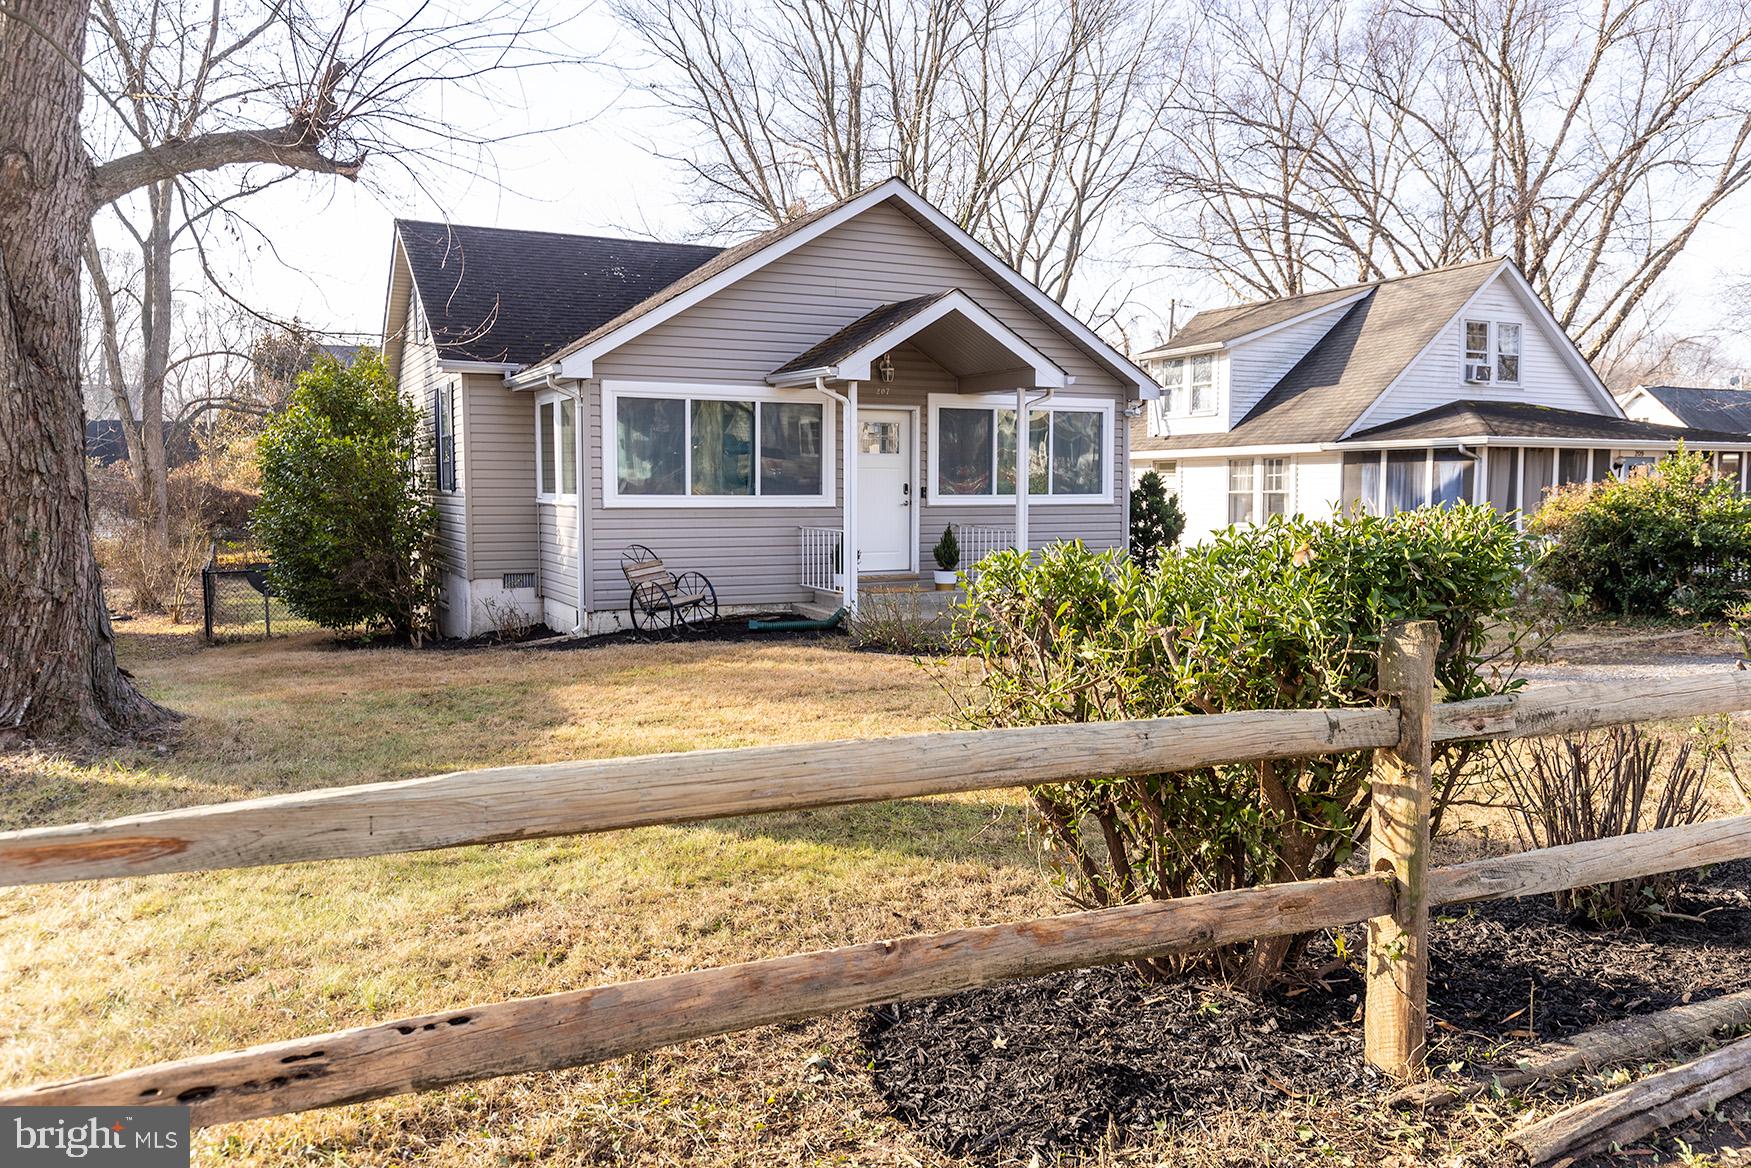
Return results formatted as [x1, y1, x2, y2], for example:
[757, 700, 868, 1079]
[2, 618, 1748, 1167]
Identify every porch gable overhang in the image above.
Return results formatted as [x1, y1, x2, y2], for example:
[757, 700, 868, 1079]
[764, 288, 1068, 391]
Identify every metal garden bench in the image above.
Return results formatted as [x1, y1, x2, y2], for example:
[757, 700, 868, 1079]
[620, 544, 720, 633]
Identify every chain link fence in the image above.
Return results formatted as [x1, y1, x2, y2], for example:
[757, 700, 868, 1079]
[201, 536, 321, 643]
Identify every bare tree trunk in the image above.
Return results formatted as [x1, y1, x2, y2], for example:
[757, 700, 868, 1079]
[0, 5, 171, 741]
[138, 179, 175, 560]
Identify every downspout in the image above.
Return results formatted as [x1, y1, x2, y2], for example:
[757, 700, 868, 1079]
[1015, 385, 1054, 555]
[1456, 443, 1482, 506]
[814, 376, 856, 612]
[546, 373, 587, 635]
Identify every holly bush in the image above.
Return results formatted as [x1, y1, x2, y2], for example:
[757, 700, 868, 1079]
[1530, 447, 1751, 619]
[952, 506, 1528, 988]
[254, 350, 440, 641]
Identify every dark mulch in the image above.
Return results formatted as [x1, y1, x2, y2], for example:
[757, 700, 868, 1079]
[532, 613, 847, 652]
[860, 861, 1751, 1163]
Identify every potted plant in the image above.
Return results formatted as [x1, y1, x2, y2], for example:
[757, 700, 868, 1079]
[832, 540, 846, 590]
[932, 524, 960, 590]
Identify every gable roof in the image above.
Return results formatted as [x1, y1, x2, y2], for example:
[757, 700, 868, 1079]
[393, 220, 723, 367]
[770, 291, 954, 380]
[1347, 400, 1751, 445]
[1627, 385, 1751, 434]
[766, 287, 1066, 388]
[525, 177, 1155, 394]
[1161, 259, 1506, 450]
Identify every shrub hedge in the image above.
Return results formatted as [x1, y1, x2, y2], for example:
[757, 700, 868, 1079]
[952, 506, 1527, 987]
[1530, 447, 1751, 619]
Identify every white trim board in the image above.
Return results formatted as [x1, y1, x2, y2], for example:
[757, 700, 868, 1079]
[768, 288, 1067, 389]
[598, 379, 839, 509]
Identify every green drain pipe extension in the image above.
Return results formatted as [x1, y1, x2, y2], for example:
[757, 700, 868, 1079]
[748, 607, 848, 632]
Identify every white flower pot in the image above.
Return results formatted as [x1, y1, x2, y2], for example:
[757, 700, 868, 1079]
[833, 573, 847, 590]
[932, 569, 958, 591]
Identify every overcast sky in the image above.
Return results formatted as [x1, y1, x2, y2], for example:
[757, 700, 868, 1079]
[128, 8, 1751, 369]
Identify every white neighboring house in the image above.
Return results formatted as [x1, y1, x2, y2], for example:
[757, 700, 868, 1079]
[1129, 258, 1751, 542]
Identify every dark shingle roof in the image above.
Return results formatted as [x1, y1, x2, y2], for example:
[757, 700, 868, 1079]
[1152, 285, 1369, 352]
[1634, 385, 1751, 434]
[1347, 400, 1751, 444]
[538, 195, 859, 368]
[769, 291, 953, 378]
[395, 220, 723, 366]
[1135, 259, 1508, 451]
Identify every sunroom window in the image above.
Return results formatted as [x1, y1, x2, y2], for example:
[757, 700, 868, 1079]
[933, 397, 1110, 501]
[610, 389, 826, 502]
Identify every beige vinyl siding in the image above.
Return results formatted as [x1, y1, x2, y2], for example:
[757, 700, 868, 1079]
[1356, 274, 1604, 430]
[586, 202, 1130, 612]
[462, 375, 539, 577]
[396, 294, 468, 578]
[598, 201, 1120, 389]
[538, 500, 580, 609]
[585, 382, 841, 611]
[588, 342, 1125, 611]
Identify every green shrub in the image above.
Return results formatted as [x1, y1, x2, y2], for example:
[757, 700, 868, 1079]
[952, 506, 1528, 988]
[1128, 470, 1185, 572]
[253, 349, 440, 641]
[1530, 447, 1751, 619]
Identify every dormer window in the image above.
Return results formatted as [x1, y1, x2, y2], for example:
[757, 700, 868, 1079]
[1151, 354, 1218, 429]
[1463, 320, 1521, 386]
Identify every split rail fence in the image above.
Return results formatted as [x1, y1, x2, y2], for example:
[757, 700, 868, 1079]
[4, 620, 1751, 1131]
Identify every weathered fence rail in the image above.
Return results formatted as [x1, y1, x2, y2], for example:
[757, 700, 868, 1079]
[4, 635, 1751, 1131]
[5, 673, 1750, 888]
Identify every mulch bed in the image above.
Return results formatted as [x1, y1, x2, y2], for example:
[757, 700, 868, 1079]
[860, 861, 1751, 1163]
[532, 613, 847, 651]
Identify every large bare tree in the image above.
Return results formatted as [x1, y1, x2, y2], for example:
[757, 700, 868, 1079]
[613, 0, 1171, 309]
[0, 0, 573, 741]
[1152, 0, 1751, 359]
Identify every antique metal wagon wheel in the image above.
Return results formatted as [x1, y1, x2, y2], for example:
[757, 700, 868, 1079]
[671, 571, 719, 627]
[629, 580, 679, 634]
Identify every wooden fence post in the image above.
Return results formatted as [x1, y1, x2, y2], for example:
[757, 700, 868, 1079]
[1366, 619, 1439, 1081]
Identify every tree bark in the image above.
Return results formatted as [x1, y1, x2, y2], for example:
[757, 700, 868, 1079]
[0, 5, 170, 741]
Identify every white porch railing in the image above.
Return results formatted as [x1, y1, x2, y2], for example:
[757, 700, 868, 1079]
[959, 525, 1017, 572]
[800, 526, 842, 593]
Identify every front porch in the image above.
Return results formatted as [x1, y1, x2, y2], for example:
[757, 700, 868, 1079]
[797, 524, 1016, 599]
[768, 288, 1084, 614]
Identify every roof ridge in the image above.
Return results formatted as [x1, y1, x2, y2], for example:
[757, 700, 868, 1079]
[394, 218, 725, 253]
[1188, 255, 1506, 318]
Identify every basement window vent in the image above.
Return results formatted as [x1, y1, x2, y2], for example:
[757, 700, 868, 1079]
[502, 572, 538, 590]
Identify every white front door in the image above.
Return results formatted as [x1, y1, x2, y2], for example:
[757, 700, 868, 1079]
[856, 409, 913, 573]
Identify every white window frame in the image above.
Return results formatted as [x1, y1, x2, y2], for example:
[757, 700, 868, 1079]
[1149, 356, 1219, 425]
[927, 393, 1115, 507]
[1495, 322, 1521, 384]
[1462, 320, 1522, 386]
[534, 389, 578, 502]
[600, 380, 836, 509]
[1225, 455, 1293, 525]
[434, 379, 458, 494]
